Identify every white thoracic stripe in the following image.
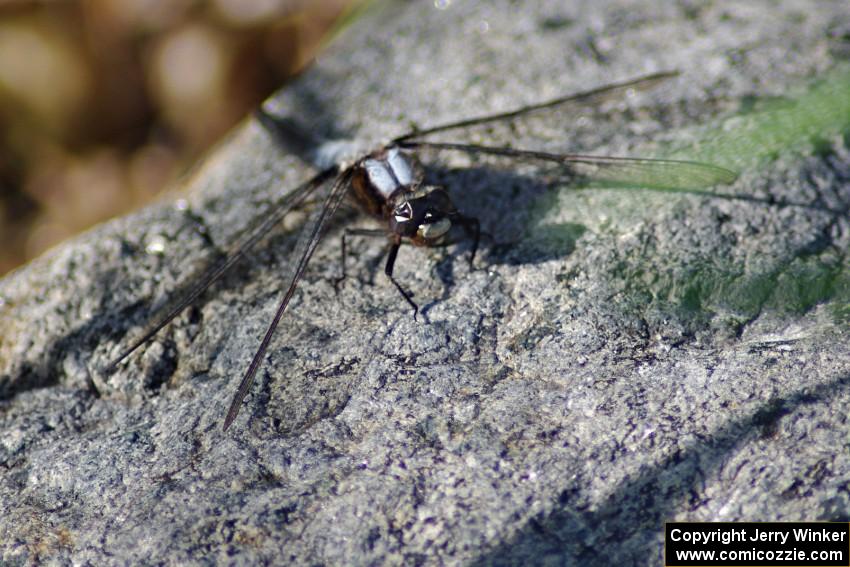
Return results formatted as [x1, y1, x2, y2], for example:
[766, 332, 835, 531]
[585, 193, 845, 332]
[365, 160, 398, 197]
[365, 148, 417, 198]
[387, 148, 414, 186]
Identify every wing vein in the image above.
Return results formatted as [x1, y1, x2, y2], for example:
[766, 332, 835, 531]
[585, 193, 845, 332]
[399, 141, 737, 189]
[102, 167, 338, 375]
[223, 168, 355, 431]
[393, 71, 678, 143]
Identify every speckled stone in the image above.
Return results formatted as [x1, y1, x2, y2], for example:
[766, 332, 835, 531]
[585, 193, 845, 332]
[2, 1, 849, 565]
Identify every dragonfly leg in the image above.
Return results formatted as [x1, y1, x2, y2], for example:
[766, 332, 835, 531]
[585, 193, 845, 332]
[456, 214, 481, 267]
[385, 239, 418, 320]
[334, 228, 387, 293]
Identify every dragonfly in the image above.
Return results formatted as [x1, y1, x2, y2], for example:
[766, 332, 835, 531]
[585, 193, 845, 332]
[102, 70, 737, 431]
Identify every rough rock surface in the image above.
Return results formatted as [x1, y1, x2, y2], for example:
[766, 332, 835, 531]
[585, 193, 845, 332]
[2, 0, 850, 565]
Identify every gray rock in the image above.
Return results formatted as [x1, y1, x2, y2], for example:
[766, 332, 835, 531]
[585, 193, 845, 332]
[2, 0, 850, 565]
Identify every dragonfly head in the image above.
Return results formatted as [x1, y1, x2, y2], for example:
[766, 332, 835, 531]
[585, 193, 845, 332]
[390, 186, 455, 243]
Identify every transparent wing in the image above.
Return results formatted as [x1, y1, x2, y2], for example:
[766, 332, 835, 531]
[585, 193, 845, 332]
[399, 141, 737, 190]
[223, 167, 355, 431]
[102, 167, 338, 375]
[393, 71, 678, 143]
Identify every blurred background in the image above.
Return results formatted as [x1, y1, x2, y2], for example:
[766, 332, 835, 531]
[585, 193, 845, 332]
[0, 0, 359, 276]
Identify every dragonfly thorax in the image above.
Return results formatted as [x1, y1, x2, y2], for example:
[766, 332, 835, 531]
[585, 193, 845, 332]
[352, 146, 457, 244]
[352, 146, 423, 218]
[362, 146, 422, 198]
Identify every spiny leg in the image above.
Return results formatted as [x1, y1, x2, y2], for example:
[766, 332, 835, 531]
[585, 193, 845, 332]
[385, 238, 418, 320]
[455, 214, 481, 267]
[334, 227, 387, 292]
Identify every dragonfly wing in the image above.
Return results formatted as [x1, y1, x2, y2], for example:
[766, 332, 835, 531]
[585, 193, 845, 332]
[400, 141, 737, 190]
[223, 167, 355, 431]
[556, 155, 738, 190]
[102, 167, 338, 374]
[394, 71, 678, 143]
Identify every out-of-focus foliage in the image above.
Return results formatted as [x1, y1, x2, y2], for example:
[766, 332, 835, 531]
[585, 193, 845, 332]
[663, 65, 850, 171]
[0, 0, 357, 276]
